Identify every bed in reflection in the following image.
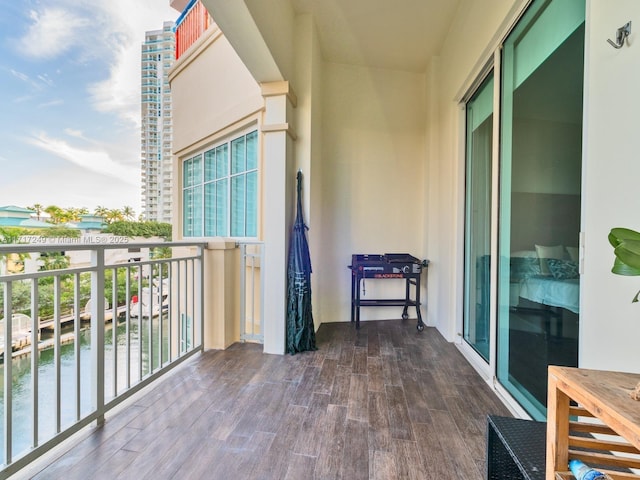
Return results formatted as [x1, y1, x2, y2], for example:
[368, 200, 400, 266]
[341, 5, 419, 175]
[518, 275, 579, 314]
[509, 247, 580, 337]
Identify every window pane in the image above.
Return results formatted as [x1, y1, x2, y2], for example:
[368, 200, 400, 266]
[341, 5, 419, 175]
[216, 144, 228, 179]
[497, 0, 584, 420]
[192, 186, 203, 236]
[463, 73, 493, 363]
[231, 137, 245, 174]
[216, 179, 228, 235]
[246, 171, 257, 237]
[184, 159, 193, 188]
[231, 175, 246, 236]
[192, 154, 203, 185]
[183, 188, 193, 236]
[204, 149, 215, 182]
[204, 182, 216, 236]
[246, 130, 258, 170]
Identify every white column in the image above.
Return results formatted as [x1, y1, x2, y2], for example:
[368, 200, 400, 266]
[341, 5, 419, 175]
[261, 81, 297, 354]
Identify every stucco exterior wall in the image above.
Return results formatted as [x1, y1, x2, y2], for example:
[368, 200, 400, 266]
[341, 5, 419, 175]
[170, 27, 263, 157]
[318, 62, 427, 323]
[294, 14, 324, 322]
[169, 27, 263, 350]
[426, 0, 523, 340]
[580, 0, 640, 372]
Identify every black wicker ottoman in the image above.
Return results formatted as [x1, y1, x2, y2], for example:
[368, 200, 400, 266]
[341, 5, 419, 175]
[486, 415, 546, 480]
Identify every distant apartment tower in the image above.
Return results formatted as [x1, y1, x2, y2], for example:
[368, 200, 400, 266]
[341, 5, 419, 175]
[141, 21, 175, 223]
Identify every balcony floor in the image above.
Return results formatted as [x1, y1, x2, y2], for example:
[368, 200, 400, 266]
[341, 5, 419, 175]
[27, 320, 511, 479]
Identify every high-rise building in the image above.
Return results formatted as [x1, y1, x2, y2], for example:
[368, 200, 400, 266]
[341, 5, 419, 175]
[141, 21, 175, 223]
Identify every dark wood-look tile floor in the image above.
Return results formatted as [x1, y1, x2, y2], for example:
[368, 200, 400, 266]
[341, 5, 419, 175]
[26, 320, 511, 480]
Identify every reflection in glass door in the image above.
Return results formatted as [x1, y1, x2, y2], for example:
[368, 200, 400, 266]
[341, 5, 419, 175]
[497, 0, 584, 419]
[463, 74, 494, 362]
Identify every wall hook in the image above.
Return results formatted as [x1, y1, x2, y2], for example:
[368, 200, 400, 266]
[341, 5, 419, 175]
[607, 21, 631, 49]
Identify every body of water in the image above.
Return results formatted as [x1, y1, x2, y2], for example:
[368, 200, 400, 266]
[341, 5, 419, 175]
[0, 314, 171, 462]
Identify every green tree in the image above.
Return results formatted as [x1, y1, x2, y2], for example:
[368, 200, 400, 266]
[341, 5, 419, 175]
[65, 207, 88, 222]
[105, 209, 125, 224]
[44, 205, 65, 224]
[94, 205, 109, 219]
[0, 227, 29, 274]
[29, 203, 44, 220]
[40, 226, 81, 238]
[39, 252, 70, 271]
[104, 221, 172, 240]
[122, 206, 136, 221]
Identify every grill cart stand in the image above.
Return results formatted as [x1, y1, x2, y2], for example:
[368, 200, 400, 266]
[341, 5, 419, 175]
[349, 253, 428, 331]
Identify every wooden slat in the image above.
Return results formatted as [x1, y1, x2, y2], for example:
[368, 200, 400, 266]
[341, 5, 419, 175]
[569, 405, 595, 418]
[557, 472, 640, 480]
[569, 448, 640, 469]
[570, 420, 618, 436]
[568, 434, 640, 454]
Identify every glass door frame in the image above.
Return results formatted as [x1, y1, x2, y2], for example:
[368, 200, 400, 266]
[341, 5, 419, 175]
[457, 0, 584, 420]
[458, 50, 502, 385]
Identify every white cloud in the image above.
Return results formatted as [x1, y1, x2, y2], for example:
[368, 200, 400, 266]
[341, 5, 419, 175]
[26, 132, 140, 186]
[9, 68, 53, 92]
[37, 74, 54, 87]
[64, 128, 84, 138]
[86, 1, 179, 127]
[13, 95, 35, 104]
[15, 1, 178, 126]
[10, 69, 29, 82]
[88, 43, 142, 127]
[5, 1, 181, 211]
[18, 8, 91, 59]
[38, 99, 63, 108]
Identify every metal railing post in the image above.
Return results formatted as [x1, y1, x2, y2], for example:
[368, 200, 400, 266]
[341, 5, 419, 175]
[3, 282, 13, 465]
[0, 240, 207, 477]
[199, 246, 204, 352]
[91, 248, 105, 426]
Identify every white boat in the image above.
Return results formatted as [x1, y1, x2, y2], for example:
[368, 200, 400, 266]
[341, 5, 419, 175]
[130, 282, 169, 318]
[0, 313, 39, 355]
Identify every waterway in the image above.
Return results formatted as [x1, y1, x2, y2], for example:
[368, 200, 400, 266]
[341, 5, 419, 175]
[0, 315, 173, 463]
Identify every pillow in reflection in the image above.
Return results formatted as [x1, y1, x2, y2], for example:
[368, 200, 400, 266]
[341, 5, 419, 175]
[546, 258, 579, 280]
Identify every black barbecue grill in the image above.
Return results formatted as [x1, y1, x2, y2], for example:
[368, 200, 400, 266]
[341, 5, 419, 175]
[348, 253, 428, 331]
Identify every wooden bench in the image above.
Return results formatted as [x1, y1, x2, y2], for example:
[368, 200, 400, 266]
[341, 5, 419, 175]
[487, 415, 546, 480]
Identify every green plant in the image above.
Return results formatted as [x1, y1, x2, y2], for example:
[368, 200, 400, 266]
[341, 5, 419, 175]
[609, 227, 640, 399]
[609, 227, 640, 302]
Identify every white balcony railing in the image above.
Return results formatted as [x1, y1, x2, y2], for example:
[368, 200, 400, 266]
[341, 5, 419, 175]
[0, 240, 205, 478]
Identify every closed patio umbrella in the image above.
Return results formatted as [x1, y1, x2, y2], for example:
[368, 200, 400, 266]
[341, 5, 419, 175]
[286, 171, 317, 354]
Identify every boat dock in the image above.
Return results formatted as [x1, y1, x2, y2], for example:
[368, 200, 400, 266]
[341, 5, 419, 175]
[1, 305, 130, 361]
[37, 305, 129, 331]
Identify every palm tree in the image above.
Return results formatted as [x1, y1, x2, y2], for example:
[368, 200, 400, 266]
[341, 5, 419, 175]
[94, 205, 109, 219]
[44, 205, 65, 224]
[106, 208, 125, 224]
[39, 252, 70, 271]
[0, 228, 29, 275]
[29, 203, 44, 220]
[66, 207, 87, 222]
[122, 206, 136, 221]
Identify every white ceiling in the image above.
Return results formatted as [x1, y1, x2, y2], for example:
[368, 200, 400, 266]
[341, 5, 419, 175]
[290, 0, 461, 72]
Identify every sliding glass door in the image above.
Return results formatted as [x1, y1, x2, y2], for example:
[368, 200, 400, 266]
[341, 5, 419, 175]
[497, 0, 584, 419]
[463, 74, 494, 362]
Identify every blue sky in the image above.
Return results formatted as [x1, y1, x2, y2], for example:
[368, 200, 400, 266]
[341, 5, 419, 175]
[0, 0, 179, 214]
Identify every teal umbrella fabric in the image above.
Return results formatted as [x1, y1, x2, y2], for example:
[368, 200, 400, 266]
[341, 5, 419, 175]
[286, 171, 317, 354]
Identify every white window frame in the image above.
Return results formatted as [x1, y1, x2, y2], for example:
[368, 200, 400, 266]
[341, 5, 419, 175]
[182, 127, 259, 239]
